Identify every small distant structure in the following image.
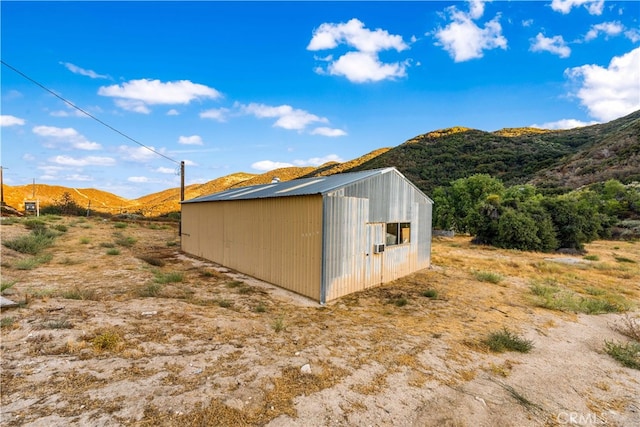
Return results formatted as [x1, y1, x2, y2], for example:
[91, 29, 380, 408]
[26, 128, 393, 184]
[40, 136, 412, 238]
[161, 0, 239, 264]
[24, 199, 39, 216]
[271, 177, 280, 183]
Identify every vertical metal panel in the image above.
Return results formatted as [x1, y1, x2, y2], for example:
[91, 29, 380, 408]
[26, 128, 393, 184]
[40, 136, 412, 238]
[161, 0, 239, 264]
[182, 196, 323, 301]
[323, 196, 368, 301]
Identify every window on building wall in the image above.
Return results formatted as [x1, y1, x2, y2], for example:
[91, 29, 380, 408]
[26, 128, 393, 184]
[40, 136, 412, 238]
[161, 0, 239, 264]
[385, 222, 411, 246]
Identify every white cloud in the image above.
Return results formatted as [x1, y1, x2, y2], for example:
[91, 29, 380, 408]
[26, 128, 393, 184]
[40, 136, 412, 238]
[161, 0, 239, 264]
[434, 3, 507, 62]
[128, 176, 151, 183]
[308, 18, 408, 53]
[118, 145, 167, 163]
[326, 51, 409, 83]
[98, 79, 222, 113]
[200, 108, 230, 122]
[239, 103, 328, 131]
[626, 28, 640, 43]
[61, 62, 108, 79]
[178, 135, 204, 145]
[167, 109, 180, 116]
[584, 21, 624, 41]
[183, 159, 198, 166]
[23, 153, 36, 161]
[50, 109, 88, 118]
[251, 160, 294, 171]
[310, 127, 347, 137]
[530, 118, 599, 129]
[64, 174, 93, 182]
[33, 125, 102, 150]
[565, 47, 640, 122]
[115, 99, 151, 114]
[155, 167, 176, 174]
[0, 115, 25, 126]
[49, 155, 116, 167]
[293, 154, 344, 166]
[308, 18, 410, 83]
[467, 0, 486, 20]
[551, 0, 604, 15]
[252, 154, 345, 171]
[530, 33, 571, 58]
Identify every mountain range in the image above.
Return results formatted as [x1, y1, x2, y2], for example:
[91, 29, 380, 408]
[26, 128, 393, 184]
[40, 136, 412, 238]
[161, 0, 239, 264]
[3, 110, 638, 216]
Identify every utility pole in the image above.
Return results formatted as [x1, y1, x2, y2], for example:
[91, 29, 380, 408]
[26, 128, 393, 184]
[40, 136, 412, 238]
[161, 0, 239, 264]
[179, 161, 185, 237]
[180, 161, 185, 202]
[0, 166, 6, 207]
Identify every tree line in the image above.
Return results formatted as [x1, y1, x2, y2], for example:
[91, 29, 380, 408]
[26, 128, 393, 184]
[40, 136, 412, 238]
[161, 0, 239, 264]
[432, 175, 640, 252]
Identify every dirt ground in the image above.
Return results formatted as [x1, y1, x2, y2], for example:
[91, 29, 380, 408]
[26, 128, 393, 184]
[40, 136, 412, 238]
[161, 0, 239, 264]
[1, 216, 639, 427]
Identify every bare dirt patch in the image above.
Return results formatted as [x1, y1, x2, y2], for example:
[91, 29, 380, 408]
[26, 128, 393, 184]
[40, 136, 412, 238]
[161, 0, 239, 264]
[1, 216, 639, 426]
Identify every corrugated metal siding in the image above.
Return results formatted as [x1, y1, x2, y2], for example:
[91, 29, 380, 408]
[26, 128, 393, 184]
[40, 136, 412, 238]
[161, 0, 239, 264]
[182, 168, 432, 303]
[181, 195, 323, 301]
[322, 169, 433, 301]
[323, 196, 369, 301]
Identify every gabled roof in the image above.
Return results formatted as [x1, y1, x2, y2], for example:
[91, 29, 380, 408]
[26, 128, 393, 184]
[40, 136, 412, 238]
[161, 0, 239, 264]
[182, 167, 397, 203]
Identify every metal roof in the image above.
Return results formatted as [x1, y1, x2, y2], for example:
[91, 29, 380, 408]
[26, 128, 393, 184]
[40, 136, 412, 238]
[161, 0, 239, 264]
[182, 167, 398, 203]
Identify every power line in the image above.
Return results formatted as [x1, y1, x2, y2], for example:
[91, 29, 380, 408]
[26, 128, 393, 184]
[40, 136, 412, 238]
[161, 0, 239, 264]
[1, 60, 179, 165]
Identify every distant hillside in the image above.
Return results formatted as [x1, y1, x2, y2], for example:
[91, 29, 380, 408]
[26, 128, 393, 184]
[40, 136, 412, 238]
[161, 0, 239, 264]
[2, 184, 130, 215]
[348, 110, 640, 194]
[530, 113, 640, 190]
[3, 111, 637, 216]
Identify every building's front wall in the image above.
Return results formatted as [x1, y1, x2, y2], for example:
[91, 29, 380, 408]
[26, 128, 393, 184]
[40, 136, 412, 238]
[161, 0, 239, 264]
[323, 171, 432, 302]
[181, 195, 323, 301]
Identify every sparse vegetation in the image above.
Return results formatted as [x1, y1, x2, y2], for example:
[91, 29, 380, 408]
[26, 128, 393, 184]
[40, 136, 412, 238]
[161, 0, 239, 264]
[106, 248, 120, 256]
[529, 282, 628, 314]
[1, 280, 16, 294]
[614, 256, 636, 264]
[15, 253, 53, 270]
[137, 283, 163, 297]
[154, 271, 183, 284]
[1, 317, 16, 329]
[612, 314, 640, 342]
[604, 341, 640, 370]
[3, 227, 57, 255]
[114, 222, 128, 229]
[421, 289, 439, 299]
[91, 329, 122, 352]
[473, 270, 504, 284]
[61, 287, 97, 301]
[137, 255, 165, 267]
[483, 329, 533, 353]
[40, 318, 73, 329]
[79, 237, 91, 244]
[272, 316, 286, 332]
[114, 235, 137, 247]
[217, 299, 233, 308]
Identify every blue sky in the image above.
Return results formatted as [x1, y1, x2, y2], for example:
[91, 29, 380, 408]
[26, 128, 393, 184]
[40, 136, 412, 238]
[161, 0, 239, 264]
[1, 0, 639, 199]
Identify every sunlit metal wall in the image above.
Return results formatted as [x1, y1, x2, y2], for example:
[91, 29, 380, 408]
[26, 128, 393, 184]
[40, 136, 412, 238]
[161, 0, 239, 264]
[181, 195, 323, 300]
[322, 170, 432, 302]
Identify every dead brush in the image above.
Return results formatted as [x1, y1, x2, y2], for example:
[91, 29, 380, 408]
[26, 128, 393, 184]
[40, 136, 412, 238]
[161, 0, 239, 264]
[612, 314, 640, 343]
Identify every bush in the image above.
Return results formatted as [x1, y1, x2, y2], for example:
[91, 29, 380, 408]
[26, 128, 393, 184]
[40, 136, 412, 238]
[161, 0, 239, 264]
[3, 229, 57, 255]
[483, 329, 533, 353]
[604, 341, 640, 369]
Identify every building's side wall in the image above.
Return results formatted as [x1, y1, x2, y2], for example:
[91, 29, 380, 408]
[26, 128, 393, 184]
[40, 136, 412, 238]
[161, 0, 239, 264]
[323, 170, 432, 302]
[181, 195, 323, 301]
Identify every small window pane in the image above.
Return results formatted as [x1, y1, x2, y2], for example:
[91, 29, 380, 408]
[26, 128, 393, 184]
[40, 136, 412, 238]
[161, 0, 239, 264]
[400, 223, 411, 243]
[386, 223, 399, 245]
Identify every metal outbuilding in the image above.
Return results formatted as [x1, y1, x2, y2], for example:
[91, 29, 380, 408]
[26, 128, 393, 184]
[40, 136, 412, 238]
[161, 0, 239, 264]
[180, 167, 433, 303]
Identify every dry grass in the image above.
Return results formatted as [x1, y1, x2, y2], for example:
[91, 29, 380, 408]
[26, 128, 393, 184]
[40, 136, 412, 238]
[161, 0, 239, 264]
[1, 220, 639, 426]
